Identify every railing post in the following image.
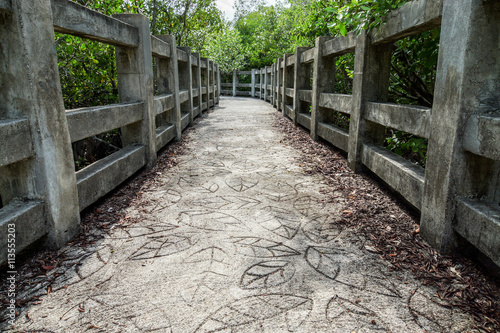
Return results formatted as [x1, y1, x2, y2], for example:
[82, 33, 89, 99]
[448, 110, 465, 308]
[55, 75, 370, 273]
[251, 69, 256, 97]
[259, 68, 266, 99]
[2, 0, 80, 248]
[264, 68, 267, 101]
[347, 30, 391, 172]
[276, 59, 283, 111]
[178, 47, 194, 126]
[292, 47, 310, 125]
[311, 37, 335, 141]
[191, 53, 202, 117]
[215, 64, 220, 104]
[156, 34, 182, 140]
[276, 61, 279, 107]
[114, 14, 157, 166]
[420, 0, 500, 254]
[210, 61, 215, 106]
[200, 57, 208, 111]
[271, 63, 275, 106]
[232, 70, 237, 97]
[282, 54, 293, 117]
[205, 59, 211, 107]
[263, 67, 268, 102]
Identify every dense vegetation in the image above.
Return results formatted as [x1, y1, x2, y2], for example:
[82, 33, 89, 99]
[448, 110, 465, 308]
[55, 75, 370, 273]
[58, 0, 438, 168]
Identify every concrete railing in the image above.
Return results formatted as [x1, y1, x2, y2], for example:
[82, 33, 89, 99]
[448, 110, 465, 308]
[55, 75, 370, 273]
[256, 0, 500, 266]
[220, 70, 255, 97]
[220, 69, 271, 99]
[0, 0, 220, 264]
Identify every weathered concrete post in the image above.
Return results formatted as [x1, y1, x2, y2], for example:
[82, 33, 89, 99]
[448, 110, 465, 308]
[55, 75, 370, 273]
[262, 69, 266, 100]
[273, 61, 279, 108]
[251, 69, 256, 97]
[292, 47, 310, 125]
[1, 0, 80, 248]
[271, 63, 275, 106]
[347, 30, 391, 172]
[178, 47, 194, 126]
[263, 67, 269, 102]
[311, 37, 335, 140]
[200, 57, 208, 110]
[216, 64, 221, 104]
[276, 58, 283, 111]
[282, 54, 293, 117]
[114, 14, 157, 166]
[420, 0, 500, 255]
[210, 61, 216, 106]
[206, 59, 212, 107]
[191, 53, 202, 117]
[156, 35, 182, 140]
[208, 61, 213, 104]
[259, 68, 266, 99]
[273, 61, 279, 105]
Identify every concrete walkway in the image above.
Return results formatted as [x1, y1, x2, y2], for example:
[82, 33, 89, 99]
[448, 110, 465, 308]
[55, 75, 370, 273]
[7, 97, 477, 332]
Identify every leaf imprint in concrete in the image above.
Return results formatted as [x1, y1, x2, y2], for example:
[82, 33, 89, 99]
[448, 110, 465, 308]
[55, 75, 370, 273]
[230, 237, 300, 258]
[293, 195, 327, 217]
[195, 294, 313, 332]
[200, 159, 226, 168]
[112, 221, 179, 239]
[225, 176, 259, 192]
[304, 246, 350, 280]
[261, 181, 297, 202]
[193, 196, 261, 210]
[337, 272, 402, 298]
[178, 210, 247, 231]
[128, 233, 198, 260]
[178, 176, 219, 193]
[182, 247, 230, 305]
[326, 295, 388, 331]
[49, 244, 114, 291]
[302, 215, 342, 244]
[231, 160, 261, 172]
[258, 206, 302, 239]
[408, 287, 455, 332]
[140, 188, 182, 212]
[240, 260, 296, 290]
[201, 150, 237, 161]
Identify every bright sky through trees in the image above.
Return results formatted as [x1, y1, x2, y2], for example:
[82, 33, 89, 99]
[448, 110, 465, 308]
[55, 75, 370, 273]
[216, 0, 276, 19]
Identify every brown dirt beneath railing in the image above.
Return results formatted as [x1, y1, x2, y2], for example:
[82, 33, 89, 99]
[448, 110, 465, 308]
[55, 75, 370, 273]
[272, 111, 500, 332]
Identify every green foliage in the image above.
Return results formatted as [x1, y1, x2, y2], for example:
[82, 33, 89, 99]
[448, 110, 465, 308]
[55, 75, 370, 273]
[140, 0, 225, 49]
[74, 0, 225, 52]
[73, 129, 123, 171]
[389, 30, 439, 107]
[204, 27, 246, 73]
[325, 0, 408, 36]
[331, 111, 350, 131]
[56, 33, 118, 109]
[74, 0, 126, 15]
[385, 130, 428, 167]
[334, 53, 354, 94]
[233, 3, 294, 69]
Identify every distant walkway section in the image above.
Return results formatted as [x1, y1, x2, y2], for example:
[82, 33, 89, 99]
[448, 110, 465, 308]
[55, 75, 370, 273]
[3, 97, 479, 332]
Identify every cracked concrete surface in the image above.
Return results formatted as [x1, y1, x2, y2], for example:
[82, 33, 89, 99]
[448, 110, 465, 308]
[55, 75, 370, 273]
[4, 97, 478, 332]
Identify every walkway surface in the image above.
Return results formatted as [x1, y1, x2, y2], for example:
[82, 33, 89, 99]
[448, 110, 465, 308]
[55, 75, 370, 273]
[6, 98, 478, 332]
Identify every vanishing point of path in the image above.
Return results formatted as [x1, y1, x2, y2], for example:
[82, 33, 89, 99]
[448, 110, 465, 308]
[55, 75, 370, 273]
[5, 98, 478, 332]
